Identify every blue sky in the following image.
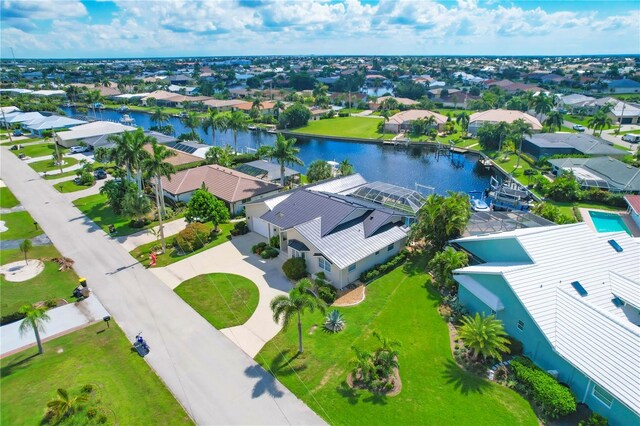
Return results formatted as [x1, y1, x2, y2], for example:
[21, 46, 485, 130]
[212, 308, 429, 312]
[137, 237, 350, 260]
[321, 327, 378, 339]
[1, 0, 639, 58]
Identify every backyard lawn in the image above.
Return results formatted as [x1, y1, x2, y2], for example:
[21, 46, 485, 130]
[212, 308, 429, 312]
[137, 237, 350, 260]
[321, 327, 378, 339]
[0, 137, 44, 146]
[29, 156, 80, 173]
[564, 115, 592, 127]
[0, 187, 19, 209]
[11, 142, 68, 159]
[0, 245, 79, 317]
[54, 179, 96, 193]
[0, 211, 42, 240]
[0, 323, 193, 425]
[174, 273, 259, 329]
[255, 257, 537, 426]
[292, 116, 384, 140]
[129, 222, 233, 268]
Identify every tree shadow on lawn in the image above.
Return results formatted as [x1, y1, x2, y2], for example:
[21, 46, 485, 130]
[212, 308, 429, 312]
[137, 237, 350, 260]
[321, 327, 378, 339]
[335, 381, 361, 405]
[441, 359, 490, 395]
[0, 351, 39, 378]
[245, 350, 307, 399]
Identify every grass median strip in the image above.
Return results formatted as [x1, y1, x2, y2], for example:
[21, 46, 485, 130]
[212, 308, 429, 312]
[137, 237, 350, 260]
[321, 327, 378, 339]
[0, 210, 42, 240]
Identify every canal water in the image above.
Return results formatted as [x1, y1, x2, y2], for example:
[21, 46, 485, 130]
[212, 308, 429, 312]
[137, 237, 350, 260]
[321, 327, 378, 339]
[61, 107, 494, 194]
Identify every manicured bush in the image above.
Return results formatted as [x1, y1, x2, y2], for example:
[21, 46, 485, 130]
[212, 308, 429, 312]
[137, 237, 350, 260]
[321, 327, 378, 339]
[174, 222, 210, 253]
[269, 235, 280, 248]
[251, 241, 267, 254]
[0, 311, 26, 326]
[579, 413, 608, 426]
[359, 250, 409, 283]
[314, 274, 338, 304]
[260, 247, 279, 259]
[231, 221, 249, 236]
[282, 257, 307, 280]
[338, 110, 349, 117]
[511, 357, 577, 419]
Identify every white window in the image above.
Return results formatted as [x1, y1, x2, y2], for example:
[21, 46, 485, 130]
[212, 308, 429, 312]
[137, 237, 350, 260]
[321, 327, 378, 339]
[348, 263, 356, 272]
[592, 385, 613, 408]
[318, 257, 331, 273]
[517, 320, 524, 331]
[387, 243, 394, 252]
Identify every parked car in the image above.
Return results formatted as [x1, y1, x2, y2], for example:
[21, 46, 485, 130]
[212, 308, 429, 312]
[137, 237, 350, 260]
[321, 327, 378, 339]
[73, 177, 82, 185]
[13, 130, 23, 136]
[572, 124, 586, 132]
[69, 145, 88, 153]
[621, 134, 640, 143]
[94, 169, 107, 179]
[9, 144, 23, 151]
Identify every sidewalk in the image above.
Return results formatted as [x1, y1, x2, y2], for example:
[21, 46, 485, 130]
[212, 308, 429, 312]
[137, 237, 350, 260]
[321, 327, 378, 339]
[117, 217, 187, 251]
[0, 296, 110, 357]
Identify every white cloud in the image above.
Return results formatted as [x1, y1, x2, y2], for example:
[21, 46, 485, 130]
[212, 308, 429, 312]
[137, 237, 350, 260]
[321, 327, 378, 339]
[1, 0, 87, 20]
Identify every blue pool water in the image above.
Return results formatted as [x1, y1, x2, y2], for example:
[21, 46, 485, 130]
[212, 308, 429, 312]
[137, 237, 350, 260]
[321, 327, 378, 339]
[588, 211, 632, 235]
[60, 107, 495, 194]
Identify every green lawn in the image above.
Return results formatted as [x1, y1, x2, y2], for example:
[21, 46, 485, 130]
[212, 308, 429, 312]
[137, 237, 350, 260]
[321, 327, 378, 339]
[174, 273, 259, 329]
[0, 137, 44, 146]
[11, 143, 68, 159]
[548, 200, 622, 220]
[255, 257, 537, 426]
[29, 157, 80, 173]
[44, 169, 78, 180]
[129, 222, 233, 268]
[1, 245, 80, 316]
[0, 323, 193, 425]
[54, 179, 96, 193]
[616, 128, 640, 135]
[0, 187, 19, 209]
[293, 116, 384, 140]
[0, 211, 42, 240]
[564, 115, 591, 127]
[559, 126, 578, 133]
[484, 151, 533, 178]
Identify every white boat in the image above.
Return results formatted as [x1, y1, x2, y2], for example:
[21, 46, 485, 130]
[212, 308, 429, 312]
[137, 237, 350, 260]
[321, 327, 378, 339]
[471, 198, 491, 212]
[117, 106, 129, 112]
[119, 114, 135, 125]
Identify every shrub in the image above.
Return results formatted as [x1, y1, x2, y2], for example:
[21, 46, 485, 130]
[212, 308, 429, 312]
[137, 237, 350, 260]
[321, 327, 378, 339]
[174, 222, 210, 253]
[251, 241, 267, 254]
[579, 413, 609, 426]
[338, 110, 349, 117]
[282, 257, 307, 280]
[231, 221, 249, 236]
[511, 357, 577, 419]
[269, 235, 280, 248]
[129, 217, 150, 228]
[260, 247, 279, 259]
[0, 311, 26, 326]
[315, 274, 337, 304]
[81, 384, 94, 394]
[78, 171, 94, 185]
[359, 250, 409, 283]
[45, 299, 58, 309]
[154, 207, 175, 221]
[324, 310, 346, 333]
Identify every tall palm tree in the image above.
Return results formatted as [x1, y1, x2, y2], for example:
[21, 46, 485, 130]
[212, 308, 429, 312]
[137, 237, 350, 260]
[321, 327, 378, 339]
[531, 93, 554, 121]
[18, 304, 50, 355]
[273, 100, 285, 120]
[86, 89, 103, 119]
[227, 111, 250, 154]
[339, 158, 354, 176]
[495, 121, 511, 153]
[380, 109, 391, 139]
[181, 112, 201, 141]
[266, 134, 304, 186]
[544, 110, 564, 132]
[201, 109, 219, 146]
[459, 313, 510, 361]
[424, 115, 438, 133]
[456, 111, 470, 134]
[588, 111, 613, 136]
[151, 107, 169, 127]
[106, 128, 150, 193]
[142, 140, 176, 252]
[46, 388, 88, 423]
[270, 278, 325, 353]
[212, 111, 231, 146]
[509, 118, 534, 169]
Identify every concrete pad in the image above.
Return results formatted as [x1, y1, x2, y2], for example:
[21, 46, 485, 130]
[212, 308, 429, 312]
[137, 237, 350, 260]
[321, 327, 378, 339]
[0, 259, 44, 282]
[0, 295, 110, 356]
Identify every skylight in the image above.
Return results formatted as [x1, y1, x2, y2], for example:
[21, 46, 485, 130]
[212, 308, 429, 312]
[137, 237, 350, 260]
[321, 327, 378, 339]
[611, 297, 624, 308]
[349, 182, 426, 214]
[607, 239, 623, 253]
[571, 281, 588, 297]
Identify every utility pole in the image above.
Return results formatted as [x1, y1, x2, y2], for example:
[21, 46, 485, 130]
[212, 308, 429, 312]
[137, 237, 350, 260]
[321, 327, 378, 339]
[52, 127, 64, 174]
[617, 102, 626, 134]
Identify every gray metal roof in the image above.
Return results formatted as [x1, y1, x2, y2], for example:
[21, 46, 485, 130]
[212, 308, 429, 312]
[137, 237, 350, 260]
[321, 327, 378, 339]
[234, 160, 299, 182]
[548, 157, 640, 192]
[295, 217, 407, 269]
[526, 133, 622, 157]
[288, 239, 309, 252]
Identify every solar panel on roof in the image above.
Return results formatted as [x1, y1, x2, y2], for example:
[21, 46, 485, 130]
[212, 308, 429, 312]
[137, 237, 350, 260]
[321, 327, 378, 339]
[611, 297, 624, 308]
[571, 281, 588, 297]
[607, 239, 623, 253]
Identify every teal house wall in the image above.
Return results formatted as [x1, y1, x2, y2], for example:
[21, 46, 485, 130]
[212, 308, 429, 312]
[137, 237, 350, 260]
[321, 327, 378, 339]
[457, 272, 639, 426]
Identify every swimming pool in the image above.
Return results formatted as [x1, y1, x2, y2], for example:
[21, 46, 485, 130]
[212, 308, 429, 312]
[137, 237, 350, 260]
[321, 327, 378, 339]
[588, 211, 632, 235]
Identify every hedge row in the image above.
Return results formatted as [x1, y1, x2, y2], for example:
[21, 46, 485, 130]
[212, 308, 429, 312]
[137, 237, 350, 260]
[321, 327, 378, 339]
[359, 250, 409, 283]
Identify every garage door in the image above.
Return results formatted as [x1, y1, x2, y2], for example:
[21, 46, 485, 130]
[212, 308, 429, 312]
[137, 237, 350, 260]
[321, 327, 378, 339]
[251, 218, 270, 238]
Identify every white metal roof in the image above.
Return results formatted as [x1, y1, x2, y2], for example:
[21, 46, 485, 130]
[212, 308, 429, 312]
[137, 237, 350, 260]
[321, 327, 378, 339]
[454, 223, 640, 415]
[307, 173, 367, 195]
[610, 271, 640, 310]
[295, 217, 407, 269]
[56, 121, 137, 141]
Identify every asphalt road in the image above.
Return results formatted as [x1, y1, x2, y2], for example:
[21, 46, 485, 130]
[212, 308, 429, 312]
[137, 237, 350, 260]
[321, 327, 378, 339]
[0, 151, 325, 426]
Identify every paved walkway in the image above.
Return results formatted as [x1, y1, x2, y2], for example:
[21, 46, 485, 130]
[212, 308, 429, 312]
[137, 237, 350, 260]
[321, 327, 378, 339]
[0, 296, 110, 357]
[150, 233, 292, 358]
[0, 147, 324, 425]
[117, 218, 188, 252]
[0, 233, 51, 250]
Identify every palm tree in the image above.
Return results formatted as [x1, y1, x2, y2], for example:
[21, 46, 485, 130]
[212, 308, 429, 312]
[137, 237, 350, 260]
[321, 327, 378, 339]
[142, 140, 176, 252]
[509, 118, 534, 169]
[531, 92, 554, 121]
[424, 115, 438, 135]
[380, 109, 391, 139]
[213, 111, 231, 146]
[51, 150, 65, 174]
[588, 111, 613, 136]
[544, 110, 564, 132]
[251, 96, 264, 112]
[181, 112, 201, 141]
[46, 388, 88, 423]
[201, 109, 219, 146]
[273, 100, 285, 120]
[18, 304, 50, 354]
[339, 158, 354, 176]
[227, 111, 250, 154]
[151, 107, 169, 127]
[458, 313, 510, 361]
[86, 89, 103, 119]
[19, 239, 32, 266]
[270, 278, 325, 353]
[456, 111, 470, 134]
[266, 134, 304, 186]
[106, 128, 150, 193]
[204, 145, 234, 167]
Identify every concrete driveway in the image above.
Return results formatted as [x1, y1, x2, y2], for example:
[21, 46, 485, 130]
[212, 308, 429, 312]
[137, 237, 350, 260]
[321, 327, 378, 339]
[151, 233, 292, 357]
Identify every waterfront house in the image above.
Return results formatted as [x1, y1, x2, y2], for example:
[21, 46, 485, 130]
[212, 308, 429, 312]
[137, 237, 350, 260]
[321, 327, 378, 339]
[245, 175, 424, 288]
[234, 160, 300, 185]
[452, 223, 640, 426]
[624, 195, 640, 229]
[159, 164, 280, 215]
[468, 109, 542, 135]
[203, 99, 246, 112]
[547, 157, 640, 193]
[384, 109, 448, 133]
[55, 121, 137, 148]
[522, 133, 624, 159]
